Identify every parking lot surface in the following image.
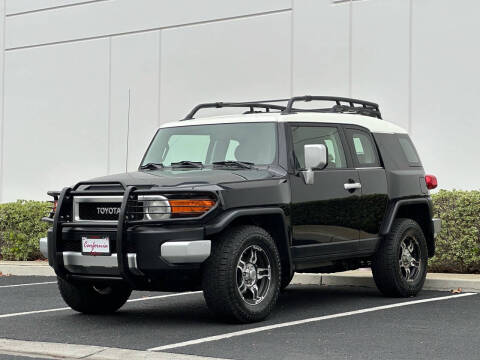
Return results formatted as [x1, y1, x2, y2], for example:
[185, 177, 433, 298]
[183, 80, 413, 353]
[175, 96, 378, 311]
[0, 275, 478, 360]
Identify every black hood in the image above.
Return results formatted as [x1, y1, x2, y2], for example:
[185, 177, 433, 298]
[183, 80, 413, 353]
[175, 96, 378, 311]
[88, 167, 281, 188]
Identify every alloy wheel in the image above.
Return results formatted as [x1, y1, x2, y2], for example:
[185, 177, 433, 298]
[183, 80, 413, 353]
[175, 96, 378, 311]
[399, 235, 422, 282]
[236, 245, 272, 305]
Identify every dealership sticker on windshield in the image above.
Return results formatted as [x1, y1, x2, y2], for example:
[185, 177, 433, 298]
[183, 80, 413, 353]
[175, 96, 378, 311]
[82, 236, 110, 255]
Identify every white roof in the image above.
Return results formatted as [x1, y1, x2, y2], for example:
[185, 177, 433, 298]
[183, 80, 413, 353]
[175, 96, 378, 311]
[160, 112, 408, 134]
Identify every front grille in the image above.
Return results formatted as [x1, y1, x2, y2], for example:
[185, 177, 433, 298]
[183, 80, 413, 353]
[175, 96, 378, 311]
[74, 196, 145, 222]
[78, 202, 121, 221]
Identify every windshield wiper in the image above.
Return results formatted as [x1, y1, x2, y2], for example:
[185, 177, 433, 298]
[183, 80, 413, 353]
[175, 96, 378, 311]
[213, 161, 254, 169]
[171, 160, 203, 168]
[140, 162, 164, 170]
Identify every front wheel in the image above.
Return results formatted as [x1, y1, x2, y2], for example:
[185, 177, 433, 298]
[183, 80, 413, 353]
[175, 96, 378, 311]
[372, 218, 428, 297]
[58, 277, 132, 314]
[202, 225, 281, 323]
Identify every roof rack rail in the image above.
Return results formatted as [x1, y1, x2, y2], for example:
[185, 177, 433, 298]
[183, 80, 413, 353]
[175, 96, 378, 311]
[183, 96, 381, 120]
[183, 99, 289, 120]
[282, 96, 382, 119]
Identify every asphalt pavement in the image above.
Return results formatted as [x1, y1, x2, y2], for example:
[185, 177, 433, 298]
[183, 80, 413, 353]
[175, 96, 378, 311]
[0, 275, 478, 360]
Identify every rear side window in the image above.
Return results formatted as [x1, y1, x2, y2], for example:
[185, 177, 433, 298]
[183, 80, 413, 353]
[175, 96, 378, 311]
[398, 135, 421, 165]
[346, 129, 381, 167]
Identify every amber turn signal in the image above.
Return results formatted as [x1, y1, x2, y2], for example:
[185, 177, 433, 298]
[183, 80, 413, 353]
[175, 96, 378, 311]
[169, 199, 215, 214]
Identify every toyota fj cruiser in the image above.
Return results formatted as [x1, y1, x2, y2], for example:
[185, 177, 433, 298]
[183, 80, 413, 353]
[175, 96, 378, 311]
[41, 96, 441, 323]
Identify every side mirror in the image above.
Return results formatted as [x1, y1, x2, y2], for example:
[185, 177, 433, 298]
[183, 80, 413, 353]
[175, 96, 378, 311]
[302, 144, 327, 185]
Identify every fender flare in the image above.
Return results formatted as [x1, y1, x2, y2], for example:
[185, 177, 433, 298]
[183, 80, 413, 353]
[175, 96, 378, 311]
[380, 197, 432, 236]
[380, 197, 435, 257]
[204, 207, 293, 276]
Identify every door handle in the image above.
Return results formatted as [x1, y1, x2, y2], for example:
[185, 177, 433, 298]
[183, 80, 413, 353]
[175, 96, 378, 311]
[344, 182, 362, 191]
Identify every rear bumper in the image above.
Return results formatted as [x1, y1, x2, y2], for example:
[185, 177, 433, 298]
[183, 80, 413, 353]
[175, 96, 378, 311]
[432, 218, 442, 238]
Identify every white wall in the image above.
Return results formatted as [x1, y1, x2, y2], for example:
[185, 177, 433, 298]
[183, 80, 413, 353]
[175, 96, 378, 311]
[159, 12, 291, 125]
[410, 0, 480, 191]
[3, 39, 110, 200]
[0, 0, 479, 202]
[109, 32, 161, 173]
[293, 0, 350, 96]
[351, 0, 410, 130]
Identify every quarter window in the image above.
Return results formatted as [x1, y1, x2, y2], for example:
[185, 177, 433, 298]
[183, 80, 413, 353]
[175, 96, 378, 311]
[398, 136, 420, 165]
[290, 126, 347, 169]
[347, 130, 380, 167]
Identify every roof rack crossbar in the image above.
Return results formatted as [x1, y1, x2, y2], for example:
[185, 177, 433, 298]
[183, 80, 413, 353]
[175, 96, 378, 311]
[282, 96, 382, 119]
[244, 98, 290, 104]
[183, 101, 288, 120]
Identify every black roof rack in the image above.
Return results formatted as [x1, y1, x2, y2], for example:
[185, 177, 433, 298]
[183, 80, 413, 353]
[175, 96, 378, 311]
[183, 95, 382, 120]
[282, 96, 381, 119]
[183, 99, 289, 120]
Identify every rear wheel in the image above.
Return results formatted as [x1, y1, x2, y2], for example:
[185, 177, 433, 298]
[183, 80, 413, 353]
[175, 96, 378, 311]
[58, 277, 132, 314]
[372, 218, 428, 297]
[202, 225, 281, 323]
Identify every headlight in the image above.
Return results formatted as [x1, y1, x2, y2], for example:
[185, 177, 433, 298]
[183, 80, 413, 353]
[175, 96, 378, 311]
[139, 195, 171, 220]
[137, 195, 216, 220]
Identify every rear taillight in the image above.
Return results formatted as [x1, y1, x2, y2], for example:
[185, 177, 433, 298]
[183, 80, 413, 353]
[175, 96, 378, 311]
[53, 200, 58, 213]
[425, 174, 438, 190]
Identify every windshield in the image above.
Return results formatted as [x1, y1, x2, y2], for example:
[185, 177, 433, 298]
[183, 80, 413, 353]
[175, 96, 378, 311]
[141, 122, 277, 167]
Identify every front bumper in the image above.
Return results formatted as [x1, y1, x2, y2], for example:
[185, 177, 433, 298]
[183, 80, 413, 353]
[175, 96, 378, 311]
[40, 234, 211, 276]
[40, 237, 141, 275]
[160, 240, 211, 263]
[44, 182, 219, 288]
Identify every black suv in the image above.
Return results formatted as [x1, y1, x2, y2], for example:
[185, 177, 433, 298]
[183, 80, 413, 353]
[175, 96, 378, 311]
[41, 96, 441, 323]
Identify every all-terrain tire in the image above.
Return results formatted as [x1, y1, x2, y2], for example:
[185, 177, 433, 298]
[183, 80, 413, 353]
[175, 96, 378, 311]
[58, 277, 132, 314]
[372, 218, 428, 297]
[202, 225, 281, 323]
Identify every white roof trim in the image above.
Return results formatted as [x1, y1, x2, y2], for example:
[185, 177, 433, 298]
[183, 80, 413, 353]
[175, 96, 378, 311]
[160, 113, 408, 134]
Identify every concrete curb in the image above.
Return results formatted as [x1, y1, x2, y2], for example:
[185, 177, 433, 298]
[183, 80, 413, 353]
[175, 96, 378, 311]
[1, 261, 479, 293]
[292, 270, 480, 293]
[0, 338, 227, 360]
[0, 261, 54, 276]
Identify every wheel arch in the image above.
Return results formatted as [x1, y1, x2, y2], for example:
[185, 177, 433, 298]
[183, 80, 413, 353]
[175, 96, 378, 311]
[205, 208, 293, 278]
[380, 198, 435, 257]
